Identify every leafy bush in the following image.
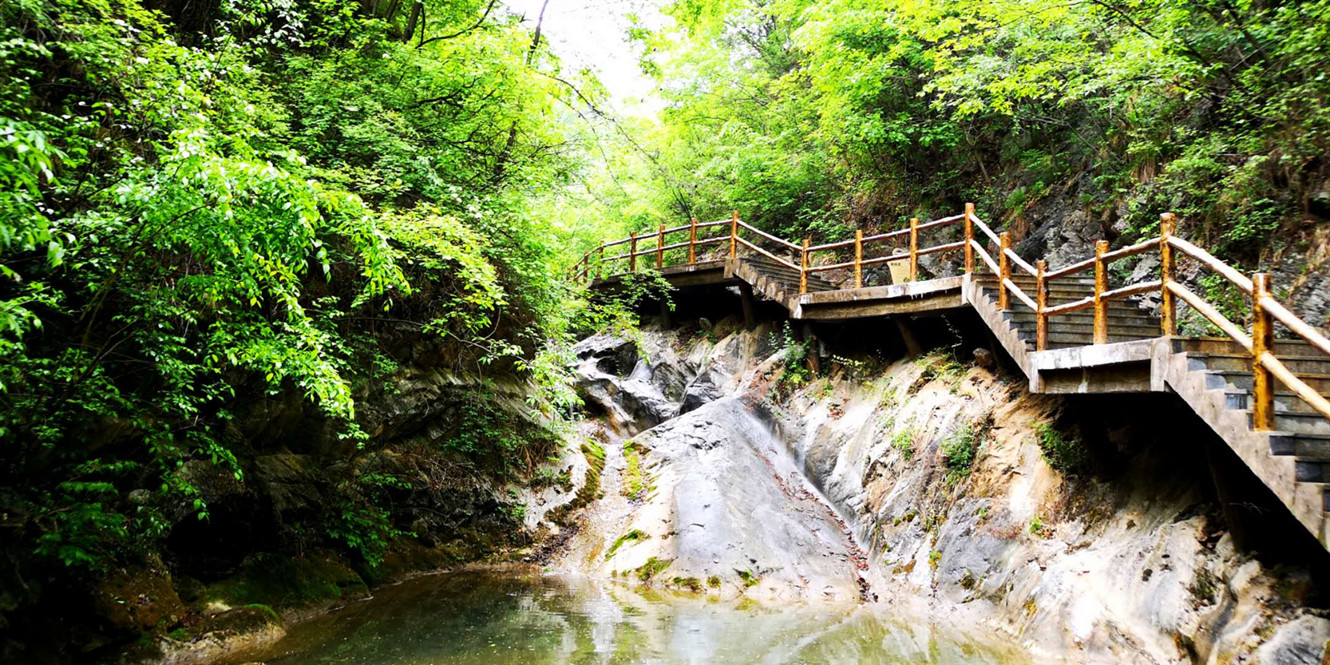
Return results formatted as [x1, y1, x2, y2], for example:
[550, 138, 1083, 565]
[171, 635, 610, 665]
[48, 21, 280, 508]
[1034, 422, 1091, 474]
[942, 417, 991, 483]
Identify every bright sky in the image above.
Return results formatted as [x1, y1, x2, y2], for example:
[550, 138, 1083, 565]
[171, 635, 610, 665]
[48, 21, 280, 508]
[500, 0, 668, 115]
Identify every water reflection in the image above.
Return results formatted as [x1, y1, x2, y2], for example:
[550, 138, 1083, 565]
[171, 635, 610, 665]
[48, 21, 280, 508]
[240, 571, 1027, 665]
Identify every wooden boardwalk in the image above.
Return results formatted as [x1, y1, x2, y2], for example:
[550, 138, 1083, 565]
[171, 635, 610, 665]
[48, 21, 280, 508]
[574, 209, 1330, 549]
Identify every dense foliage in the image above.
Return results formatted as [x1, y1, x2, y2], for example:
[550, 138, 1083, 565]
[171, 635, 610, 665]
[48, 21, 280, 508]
[575, 0, 1330, 265]
[0, 0, 614, 607]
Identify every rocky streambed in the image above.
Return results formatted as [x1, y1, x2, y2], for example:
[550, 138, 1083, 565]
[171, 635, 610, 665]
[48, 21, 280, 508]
[537, 316, 1330, 664]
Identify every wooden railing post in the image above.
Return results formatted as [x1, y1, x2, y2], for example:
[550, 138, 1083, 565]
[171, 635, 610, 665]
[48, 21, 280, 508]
[1093, 239, 1109, 344]
[629, 232, 638, 273]
[963, 203, 975, 275]
[656, 224, 665, 270]
[1159, 213, 1177, 336]
[800, 237, 810, 294]
[909, 217, 919, 282]
[688, 218, 698, 265]
[854, 229, 863, 289]
[1252, 272, 1274, 430]
[729, 211, 739, 260]
[597, 243, 604, 280]
[1036, 259, 1048, 351]
[998, 231, 1011, 310]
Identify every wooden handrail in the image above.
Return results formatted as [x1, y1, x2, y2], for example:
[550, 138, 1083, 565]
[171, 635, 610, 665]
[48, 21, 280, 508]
[576, 208, 1330, 439]
[1168, 236, 1254, 293]
[972, 239, 1001, 277]
[917, 240, 967, 257]
[1259, 296, 1330, 356]
[1100, 237, 1160, 264]
[1044, 295, 1095, 316]
[738, 220, 803, 252]
[1004, 248, 1038, 277]
[1044, 256, 1096, 281]
[968, 213, 1002, 247]
[736, 237, 800, 270]
[1004, 278, 1038, 312]
[1168, 282, 1253, 351]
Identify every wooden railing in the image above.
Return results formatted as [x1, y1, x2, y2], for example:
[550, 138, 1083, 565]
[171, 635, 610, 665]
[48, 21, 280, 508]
[573, 205, 1330, 429]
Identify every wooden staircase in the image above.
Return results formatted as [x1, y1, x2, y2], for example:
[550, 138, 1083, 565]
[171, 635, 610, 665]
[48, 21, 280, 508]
[973, 273, 1161, 349]
[575, 207, 1330, 548]
[729, 255, 837, 312]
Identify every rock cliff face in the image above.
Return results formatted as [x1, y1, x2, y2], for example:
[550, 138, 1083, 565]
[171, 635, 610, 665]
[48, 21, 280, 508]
[556, 316, 1330, 664]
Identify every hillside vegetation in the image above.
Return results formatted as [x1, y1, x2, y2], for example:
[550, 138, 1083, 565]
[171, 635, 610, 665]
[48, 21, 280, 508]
[1, 0, 1328, 659]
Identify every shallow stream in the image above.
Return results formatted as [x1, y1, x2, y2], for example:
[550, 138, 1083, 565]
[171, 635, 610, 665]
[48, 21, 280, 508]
[234, 571, 1029, 665]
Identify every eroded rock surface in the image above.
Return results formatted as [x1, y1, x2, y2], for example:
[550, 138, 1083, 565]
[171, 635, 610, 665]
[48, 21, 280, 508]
[553, 317, 1330, 664]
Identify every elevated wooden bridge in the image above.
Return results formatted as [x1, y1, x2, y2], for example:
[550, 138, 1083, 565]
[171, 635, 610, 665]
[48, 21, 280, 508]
[571, 208, 1330, 549]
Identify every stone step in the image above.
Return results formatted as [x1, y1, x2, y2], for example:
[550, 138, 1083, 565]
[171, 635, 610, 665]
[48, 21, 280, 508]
[1188, 353, 1330, 376]
[1205, 370, 1330, 393]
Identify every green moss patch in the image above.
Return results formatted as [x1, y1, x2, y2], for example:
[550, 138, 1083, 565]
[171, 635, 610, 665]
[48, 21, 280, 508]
[635, 557, 673, 582]
[605, 529, 649, 560]
[206, 551, 368, 612]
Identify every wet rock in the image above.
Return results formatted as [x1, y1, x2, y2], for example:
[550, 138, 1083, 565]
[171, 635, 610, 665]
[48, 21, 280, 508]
[92, 554, 185, 632]
[973, 348, 994, 368]
[146, 605, 285, 665]
[573, 335, 638, 377]
[251, 454, 323, 519]
[680, 371, 725, 414]
[1255, 614, 1330, 664]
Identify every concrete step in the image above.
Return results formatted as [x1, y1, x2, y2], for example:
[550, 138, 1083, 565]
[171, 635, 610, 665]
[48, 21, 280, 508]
[743, 261, 837, 291]
[1009, 318, 1162, 336]
[974, 274, 1097, 287]
[1205, 370, 1330, 393]
[1271, 432, 1330, 459]
[1188, 353, 1330, 375]
[1245, 411, 1330, 435]
[1224, 390, 1326, 415]
[1007, 310, 1159, 325]
[1016, 330, 1156, 346]
[981, 291, 1150, 315]
[1173, 337, 1321, 356]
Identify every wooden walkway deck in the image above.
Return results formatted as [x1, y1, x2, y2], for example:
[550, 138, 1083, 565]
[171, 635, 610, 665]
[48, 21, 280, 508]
[575, 210, 1330, 550]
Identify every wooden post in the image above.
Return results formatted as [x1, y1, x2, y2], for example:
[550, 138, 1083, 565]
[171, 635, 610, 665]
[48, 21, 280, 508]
[1160, 213, 1177, 336]
[1036, 259, 1048, 351]
[629, 232, 638, 273]
[656, 224, 665, 269]
[688, 218, 698, 265]
[963, 203, 975, 275]
[1252, 273, 1274, 431]
[800, 237, 810, 294]
[909, 217, 919, 282]
[854, 229, 863, 289]
[729, 211, 739, 260]
[1093, 240, 1109, 344]
[998, 232, 1011, 310]
[597, 243, 604, 280]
